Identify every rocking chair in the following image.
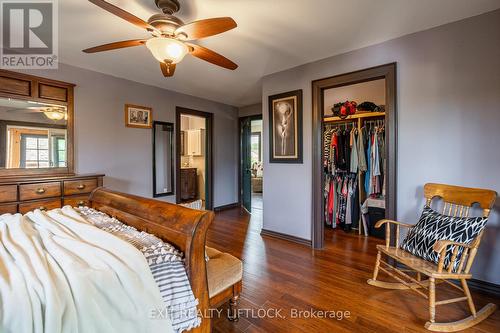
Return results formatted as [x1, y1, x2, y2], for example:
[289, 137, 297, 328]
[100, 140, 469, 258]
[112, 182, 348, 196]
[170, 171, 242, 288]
[367, 183, 497, 332]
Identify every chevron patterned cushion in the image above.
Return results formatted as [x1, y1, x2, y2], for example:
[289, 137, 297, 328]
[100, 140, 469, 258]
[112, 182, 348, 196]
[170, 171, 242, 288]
[400, 206, 488, 272]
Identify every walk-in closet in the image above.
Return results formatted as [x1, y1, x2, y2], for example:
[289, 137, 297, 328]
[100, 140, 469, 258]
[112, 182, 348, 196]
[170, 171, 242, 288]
[312, 64, 397, 248]
[322, 79, 386, 237]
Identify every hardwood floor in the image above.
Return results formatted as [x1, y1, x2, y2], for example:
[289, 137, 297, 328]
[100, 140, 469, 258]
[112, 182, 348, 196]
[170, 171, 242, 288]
[207, 207, 500, 333]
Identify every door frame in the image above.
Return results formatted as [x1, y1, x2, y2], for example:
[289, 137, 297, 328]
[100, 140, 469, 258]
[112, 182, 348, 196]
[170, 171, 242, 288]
[238, 114, 263, 209]
[311, 63, 397, 249]
[175, 107, 214, 210]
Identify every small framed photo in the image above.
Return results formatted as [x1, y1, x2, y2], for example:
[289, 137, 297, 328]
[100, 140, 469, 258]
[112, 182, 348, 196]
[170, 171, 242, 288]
[125, 104, 153, 128]
[268, 89, 303, 163]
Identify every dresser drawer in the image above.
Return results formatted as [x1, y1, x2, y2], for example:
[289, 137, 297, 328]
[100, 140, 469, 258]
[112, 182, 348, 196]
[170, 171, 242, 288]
[19, 182, 61, 201]
[0, 203, 17, 215]
[19, 198, 61, 214]
[0, 185, 17, 203]
[63, 195, 90, 208]
[63, 178, 98, 196]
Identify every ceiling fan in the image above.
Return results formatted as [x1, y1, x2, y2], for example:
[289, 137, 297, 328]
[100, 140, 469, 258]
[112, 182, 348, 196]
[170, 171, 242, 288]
[6, 106, 67, 120]
[1, 99, 67, 120]
[83, 0, 238, 77]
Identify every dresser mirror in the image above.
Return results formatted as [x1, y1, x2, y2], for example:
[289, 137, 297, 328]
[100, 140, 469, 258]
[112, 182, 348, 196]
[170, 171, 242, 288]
[0, 98, 68, 170]
[153, 121, 174, 197]
[0, 70, 74, 178]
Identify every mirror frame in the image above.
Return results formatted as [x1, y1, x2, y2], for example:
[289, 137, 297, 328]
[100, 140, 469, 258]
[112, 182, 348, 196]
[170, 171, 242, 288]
[152, 120, 174, 197]
[0, 70, 75, 179]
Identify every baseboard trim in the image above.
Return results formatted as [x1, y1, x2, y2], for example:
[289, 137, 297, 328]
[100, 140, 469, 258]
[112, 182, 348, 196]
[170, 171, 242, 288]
[213, 202, 240, 212]
[466, 279, 500, 298]
[260, 228, 312, 247]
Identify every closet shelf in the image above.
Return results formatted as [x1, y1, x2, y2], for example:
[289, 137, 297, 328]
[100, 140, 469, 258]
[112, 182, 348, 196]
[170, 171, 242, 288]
[324, 111, 385, 122]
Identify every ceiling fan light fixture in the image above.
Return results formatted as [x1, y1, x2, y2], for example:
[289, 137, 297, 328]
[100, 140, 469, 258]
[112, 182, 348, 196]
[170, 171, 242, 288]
[146, 37, 188, 64]
[44, 108, 66, 121]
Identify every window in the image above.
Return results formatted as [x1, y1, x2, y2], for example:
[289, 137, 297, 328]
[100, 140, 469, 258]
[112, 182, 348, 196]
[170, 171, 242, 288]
[251, 132, 261, 164]
[53, 136, 66, 167]
[20, 135, 49, 168]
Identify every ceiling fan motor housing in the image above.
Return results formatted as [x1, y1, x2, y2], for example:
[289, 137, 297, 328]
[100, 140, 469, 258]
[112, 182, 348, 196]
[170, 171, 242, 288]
[155, 0, 180, 14]
[148, 13, 184, 35]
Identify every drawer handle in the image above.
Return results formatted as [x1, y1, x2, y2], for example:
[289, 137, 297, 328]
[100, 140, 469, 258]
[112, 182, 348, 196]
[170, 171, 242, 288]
[39, 206, 47, 211]
[77, 201, 85, 207]
[36, 188, 46, 194]
[77, 184, 86, 190]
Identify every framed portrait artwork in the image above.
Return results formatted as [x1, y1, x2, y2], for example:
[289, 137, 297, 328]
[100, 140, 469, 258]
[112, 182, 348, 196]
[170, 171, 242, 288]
[125, 104, 153, 128]
[268, 89, 303, 163]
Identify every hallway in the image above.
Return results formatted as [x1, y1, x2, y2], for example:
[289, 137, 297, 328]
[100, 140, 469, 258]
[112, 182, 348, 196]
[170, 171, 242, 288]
[207, 208, 500, 333]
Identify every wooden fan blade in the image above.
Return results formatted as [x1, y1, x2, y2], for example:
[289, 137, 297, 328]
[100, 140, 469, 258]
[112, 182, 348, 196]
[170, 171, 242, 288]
[187, 43, 238, 70]
[175, 17, 236, 40]
[83, 39, 145, 53]
[89, 0, 156, 31]
[160, 62, 176, 77]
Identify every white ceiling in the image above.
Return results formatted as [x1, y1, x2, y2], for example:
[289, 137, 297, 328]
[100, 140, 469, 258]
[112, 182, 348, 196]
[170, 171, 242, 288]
[60, 0, 500, 107]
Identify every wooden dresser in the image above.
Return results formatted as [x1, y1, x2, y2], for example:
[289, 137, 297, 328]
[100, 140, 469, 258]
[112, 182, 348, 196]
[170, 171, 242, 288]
[180, 168, 197, 201]
[0, 174, 104, 214]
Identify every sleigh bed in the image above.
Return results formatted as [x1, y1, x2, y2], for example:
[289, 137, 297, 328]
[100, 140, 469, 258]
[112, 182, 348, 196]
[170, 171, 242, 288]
[88, 187, 213, 333]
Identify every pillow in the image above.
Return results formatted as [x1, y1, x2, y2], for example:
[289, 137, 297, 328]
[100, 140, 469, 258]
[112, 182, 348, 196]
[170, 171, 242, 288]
[400, 205, 488, 272]
[179, 199, 203, 210]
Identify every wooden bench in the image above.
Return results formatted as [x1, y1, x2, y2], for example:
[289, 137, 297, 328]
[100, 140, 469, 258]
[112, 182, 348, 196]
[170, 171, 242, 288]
[206, 247, 243, 321]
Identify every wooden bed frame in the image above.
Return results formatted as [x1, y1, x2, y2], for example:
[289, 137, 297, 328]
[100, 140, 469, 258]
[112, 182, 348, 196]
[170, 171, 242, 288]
[89, 187, 213, 333]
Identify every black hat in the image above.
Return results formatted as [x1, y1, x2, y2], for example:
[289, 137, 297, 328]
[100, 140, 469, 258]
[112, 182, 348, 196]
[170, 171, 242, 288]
[357, 101, 379, 112]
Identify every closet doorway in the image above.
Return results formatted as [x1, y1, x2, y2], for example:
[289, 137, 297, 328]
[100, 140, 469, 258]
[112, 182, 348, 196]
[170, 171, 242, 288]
[311, 63, 397, 249]
[175, 107, 214, 210]
[239, 115, 263, 213]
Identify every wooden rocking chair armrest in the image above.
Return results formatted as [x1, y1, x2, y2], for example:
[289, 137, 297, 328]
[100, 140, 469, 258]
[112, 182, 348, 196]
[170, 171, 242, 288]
[374, 219, 413, 229]
[375, 219, 413, 249]
[433, 240, 473, 254]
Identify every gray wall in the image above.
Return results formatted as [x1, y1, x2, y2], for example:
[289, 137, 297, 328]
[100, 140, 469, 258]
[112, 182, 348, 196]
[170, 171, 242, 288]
[262, 9, 500, 284]
[21, 63, 239, 207]
[238, 103, 262, 117]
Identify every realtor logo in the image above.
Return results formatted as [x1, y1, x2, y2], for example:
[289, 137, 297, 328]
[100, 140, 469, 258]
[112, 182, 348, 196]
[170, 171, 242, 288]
[1, 0, 58, 68]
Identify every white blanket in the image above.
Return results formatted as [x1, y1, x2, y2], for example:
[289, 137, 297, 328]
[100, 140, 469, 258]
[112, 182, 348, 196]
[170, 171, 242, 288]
[0, 207, 173, 333]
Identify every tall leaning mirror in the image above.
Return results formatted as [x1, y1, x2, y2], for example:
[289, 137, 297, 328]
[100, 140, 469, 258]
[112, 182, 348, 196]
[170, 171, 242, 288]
[153, 121, 174, 197]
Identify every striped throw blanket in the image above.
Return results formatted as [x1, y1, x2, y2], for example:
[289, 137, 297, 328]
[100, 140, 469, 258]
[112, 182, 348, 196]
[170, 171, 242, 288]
[77, 207, 201, 333]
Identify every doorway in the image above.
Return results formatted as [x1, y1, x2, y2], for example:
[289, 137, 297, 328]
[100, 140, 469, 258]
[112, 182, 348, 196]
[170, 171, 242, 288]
[239, 115, 263, 213]
[311, 63, 397, 249]
[175, 107, 213, 210]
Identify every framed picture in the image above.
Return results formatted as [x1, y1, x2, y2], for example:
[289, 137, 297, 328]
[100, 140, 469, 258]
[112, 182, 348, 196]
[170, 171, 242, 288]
[125, 104, 153, 128]
[268, 89, 303, 163]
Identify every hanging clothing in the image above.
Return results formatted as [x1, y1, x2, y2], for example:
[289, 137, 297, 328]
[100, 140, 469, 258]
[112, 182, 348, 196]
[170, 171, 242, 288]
[323, 120, 383, 232]
[337, 176, 348, 225]
[358, 128, 367, 172]
[349, 130, 359, 173]
[323, 130, 332, 170]
[351, 181, 360, 229]
[345, 178, 352, 227]
[328, 178, 335, 221]
[336, 131, 346, 171]
[372, 130, 380, 177]
[330, 132, 338, 173]
[343, 130, 351, 172]
[364, 134, 372, 196]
